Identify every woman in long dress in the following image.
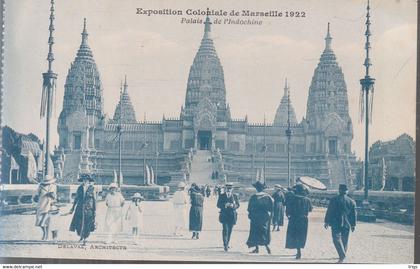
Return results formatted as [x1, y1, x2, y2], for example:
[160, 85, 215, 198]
[172, 182, 188, 236]
[35, 175, 57, 240]
[69, 174, 96, 244]
[189, 183, 204, 239]
[125, 193, 144, 244]
[271, 184, 286, 232]
[246, 181, 274, 254]
[105, 183, 125, 243]
[285, 183, 313, 259]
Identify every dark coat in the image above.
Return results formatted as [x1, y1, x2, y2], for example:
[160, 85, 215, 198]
[217, 192, 240, 225]
[69, 184, 96, 239]
[189, 191, 204, 231]
[272, 191, 285, 226]
[285, 194, 312, 249]
[246, 192, 274, 247]
[324, 194, 356, 229]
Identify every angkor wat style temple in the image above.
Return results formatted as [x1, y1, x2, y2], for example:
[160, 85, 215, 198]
[55, 17, 357, 188]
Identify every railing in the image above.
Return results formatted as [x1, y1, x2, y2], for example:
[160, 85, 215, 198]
[0, 184, 170, 215]
[231, 186, 414, 225]
[308, 190, 414, 224]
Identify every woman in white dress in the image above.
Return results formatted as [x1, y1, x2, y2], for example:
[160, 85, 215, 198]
[105, 183, 125, 243]
[125, 192, 144, 244]
[172, 182, 188, 236]
[35, 175, 57, 240]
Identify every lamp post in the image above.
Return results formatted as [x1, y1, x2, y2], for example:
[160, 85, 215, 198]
[285, 78, 292, 188]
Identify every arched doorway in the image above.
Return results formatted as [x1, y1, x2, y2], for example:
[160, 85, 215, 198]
[197, 130, 212, 150]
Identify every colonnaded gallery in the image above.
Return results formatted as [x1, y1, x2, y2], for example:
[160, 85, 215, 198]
[54, 17, 357, 188]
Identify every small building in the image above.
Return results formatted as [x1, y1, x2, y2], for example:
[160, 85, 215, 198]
[369, 134, 415, 192]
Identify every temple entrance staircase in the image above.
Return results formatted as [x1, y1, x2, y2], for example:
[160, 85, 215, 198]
[190, 150, 214, 186]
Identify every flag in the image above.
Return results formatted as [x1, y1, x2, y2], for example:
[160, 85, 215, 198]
[380, 158, 387, 191]
[255, 168, 260, 182]
[150, 166, 154, 185]
[40, 75, 56, 118]
[113, 170, 118, 183]
[10, 156, 19, 170]
[27, 151, 38, 181]
[119, 170, 124, 186]
[145, 165, 151, 185]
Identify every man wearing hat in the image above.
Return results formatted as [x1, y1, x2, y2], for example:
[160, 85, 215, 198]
[172, 182, 188, 236]
[271, 184, 286, 232]
[324, 184, 356, 263]
[246, 181, 273, 254]
[35, 175, 57, 240]
[217, 182, 240, 251]
[69, 173, 97, 244]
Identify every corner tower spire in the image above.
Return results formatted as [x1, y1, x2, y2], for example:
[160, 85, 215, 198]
[274, 78, 297, 126]
[113, 76, 137, 123]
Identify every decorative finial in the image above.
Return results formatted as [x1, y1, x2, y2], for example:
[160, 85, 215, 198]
[203, 9, 212, 39]
[81, 18, 88, 46]
[364, 0, 372, 77]
[47, 0, 55, 72]
[284, 77, 289, 96]
[325, 22, 332, 51]
[123, 75, 128, 92]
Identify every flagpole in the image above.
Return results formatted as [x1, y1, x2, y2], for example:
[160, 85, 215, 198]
[117, 81, 123, 188]
[143, 113, 147, 185]
[285, 78, 292, 188]
[263, 115, 267, 184]
[360, 0, 375, 203]
[155, 128, 159, 184]
[41, 0, 57, 181]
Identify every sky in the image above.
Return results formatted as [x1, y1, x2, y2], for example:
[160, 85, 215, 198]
[3, 0, 417, 158]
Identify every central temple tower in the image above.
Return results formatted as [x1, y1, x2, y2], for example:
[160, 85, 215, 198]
[180, 16, 231, 150]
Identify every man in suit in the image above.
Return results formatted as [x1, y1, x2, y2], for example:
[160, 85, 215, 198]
[217, 182, 240, 251]
[324, 184, 357, 263]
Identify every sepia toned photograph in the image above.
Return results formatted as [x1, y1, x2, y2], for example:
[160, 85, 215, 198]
[0, 0, 417, 264]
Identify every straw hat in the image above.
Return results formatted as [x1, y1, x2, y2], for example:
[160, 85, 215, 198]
[177, 182, 186, 188]
[132, 192, 144, 200]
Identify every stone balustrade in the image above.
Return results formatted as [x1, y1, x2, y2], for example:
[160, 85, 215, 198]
[0, 184, 170, 215]
[232, 186, 414, 225]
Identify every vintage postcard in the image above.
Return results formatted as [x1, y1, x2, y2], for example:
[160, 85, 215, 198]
[0, 0, 417, 264]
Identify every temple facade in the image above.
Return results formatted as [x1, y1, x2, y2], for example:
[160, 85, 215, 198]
[56, 17, 358, 188]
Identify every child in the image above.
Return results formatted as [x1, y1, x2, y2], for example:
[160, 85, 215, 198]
[125, 193, 144, 244]
[49, 205, 60, 243]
